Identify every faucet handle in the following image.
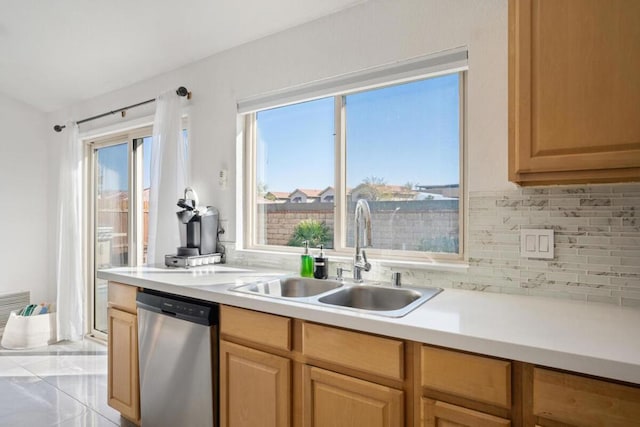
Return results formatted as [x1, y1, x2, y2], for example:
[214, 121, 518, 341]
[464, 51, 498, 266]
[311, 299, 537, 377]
[361, 250, 371, 271]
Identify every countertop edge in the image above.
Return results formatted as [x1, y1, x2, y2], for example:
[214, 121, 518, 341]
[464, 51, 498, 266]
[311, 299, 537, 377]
[99, 267, 640, 385]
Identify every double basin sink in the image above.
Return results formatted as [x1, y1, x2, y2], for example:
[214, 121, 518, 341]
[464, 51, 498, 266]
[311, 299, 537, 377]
[231, 276, 442, 318]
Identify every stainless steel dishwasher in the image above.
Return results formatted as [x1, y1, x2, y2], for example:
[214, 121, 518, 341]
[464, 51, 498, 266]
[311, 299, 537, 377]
[136, 289, 218, 427]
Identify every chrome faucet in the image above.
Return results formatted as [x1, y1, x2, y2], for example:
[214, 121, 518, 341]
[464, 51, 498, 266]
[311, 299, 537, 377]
[353, 199, 372, 282]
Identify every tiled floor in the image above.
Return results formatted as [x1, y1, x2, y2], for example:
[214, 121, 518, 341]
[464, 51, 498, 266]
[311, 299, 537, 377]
[0, 339, 135, 426]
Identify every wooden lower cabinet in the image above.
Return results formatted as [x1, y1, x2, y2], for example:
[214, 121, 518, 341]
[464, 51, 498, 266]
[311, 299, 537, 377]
[301, 322, 404, 382]
[220, 340, 291, 427]
[107, 282, 140, 425]
[421, 346, 511, 410]
[218, 305, 640, 427]
[220, 306, 406, 426]
[422, 398, 510, 427]
[532, 368, 640, 427]
[420, 345, 514, 426]
[107, 307, 140, 424]
[303, 366, 404, 427]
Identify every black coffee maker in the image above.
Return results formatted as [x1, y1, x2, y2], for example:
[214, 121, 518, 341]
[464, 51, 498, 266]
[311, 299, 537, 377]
[176, 188, 219, 256]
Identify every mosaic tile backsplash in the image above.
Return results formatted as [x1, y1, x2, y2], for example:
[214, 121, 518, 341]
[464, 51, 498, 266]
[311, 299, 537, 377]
[464, 183, 639, 306]
[228, 183, 640, 306]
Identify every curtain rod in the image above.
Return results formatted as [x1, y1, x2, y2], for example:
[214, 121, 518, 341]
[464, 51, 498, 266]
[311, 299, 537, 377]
[53, 86, 191, 132]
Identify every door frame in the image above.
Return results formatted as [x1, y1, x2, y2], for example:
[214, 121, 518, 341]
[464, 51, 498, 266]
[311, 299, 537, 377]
[86, 126, 152, 340]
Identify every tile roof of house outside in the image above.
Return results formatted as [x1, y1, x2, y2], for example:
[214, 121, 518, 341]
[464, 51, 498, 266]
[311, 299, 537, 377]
[262, 183, 459, 202]
[265, 191, 290, 200]
[318, 186, 334, 196]
[288, 188, 324, 198]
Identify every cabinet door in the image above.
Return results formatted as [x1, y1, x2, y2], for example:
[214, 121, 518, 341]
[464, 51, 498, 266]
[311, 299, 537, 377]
[422, 398, 510, 427]
[303, 365, 403, 427]
[107, 307, 140, 423]
[509, 0, 640, 185]
[533, 368, 640, 427]
[220, 340, 291, 427]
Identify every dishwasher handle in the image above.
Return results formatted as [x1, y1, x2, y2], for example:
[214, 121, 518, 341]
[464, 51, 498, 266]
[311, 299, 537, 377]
[136, 290, 217, 326]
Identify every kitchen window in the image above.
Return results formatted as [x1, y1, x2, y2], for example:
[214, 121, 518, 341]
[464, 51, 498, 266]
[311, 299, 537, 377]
[241, 49, 466, 262]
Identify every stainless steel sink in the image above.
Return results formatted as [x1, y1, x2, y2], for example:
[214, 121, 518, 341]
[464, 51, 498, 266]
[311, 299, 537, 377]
[319, 285, 421, 310]
[231, 276, 442, 317]
[233, 276, 343, 298]
[318, 285, 442, 317]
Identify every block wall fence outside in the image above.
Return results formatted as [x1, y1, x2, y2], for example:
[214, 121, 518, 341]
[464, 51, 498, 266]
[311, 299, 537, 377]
[258, 200, 458, 250]
[229, 183, 640, 307]
[261, 204, 333, 246]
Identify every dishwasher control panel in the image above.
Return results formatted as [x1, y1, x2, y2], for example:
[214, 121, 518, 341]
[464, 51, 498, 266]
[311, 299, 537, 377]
[136, 289, 218, 326]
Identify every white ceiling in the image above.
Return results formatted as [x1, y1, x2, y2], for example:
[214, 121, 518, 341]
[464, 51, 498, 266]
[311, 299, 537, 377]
[0, 0, 364, 112]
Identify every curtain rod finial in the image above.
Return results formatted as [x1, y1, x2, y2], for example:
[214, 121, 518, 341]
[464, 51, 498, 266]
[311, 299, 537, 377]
[53, 124, 65, 132]
[176, 86, 188, 97]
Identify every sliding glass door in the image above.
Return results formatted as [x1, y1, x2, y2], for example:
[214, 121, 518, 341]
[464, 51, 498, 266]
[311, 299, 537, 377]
[94, 141, 128, 333]
[90, 128, 152, 335]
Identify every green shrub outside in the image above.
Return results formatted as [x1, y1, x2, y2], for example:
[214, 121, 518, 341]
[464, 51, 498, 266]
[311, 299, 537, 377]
[288, 219, 333, 248]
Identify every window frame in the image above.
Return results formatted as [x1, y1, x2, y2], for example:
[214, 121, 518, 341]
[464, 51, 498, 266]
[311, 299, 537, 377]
[242, 71, 466, 263]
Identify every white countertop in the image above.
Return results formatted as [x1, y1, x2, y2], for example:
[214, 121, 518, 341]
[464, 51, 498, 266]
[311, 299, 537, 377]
[98, 265, 640, 384]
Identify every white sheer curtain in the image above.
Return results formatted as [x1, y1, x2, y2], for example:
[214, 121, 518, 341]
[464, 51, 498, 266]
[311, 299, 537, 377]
[147, 90, 189, 265]
[56, 122, 85, 341]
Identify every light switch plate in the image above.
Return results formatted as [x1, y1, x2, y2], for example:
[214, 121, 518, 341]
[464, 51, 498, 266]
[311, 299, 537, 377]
[218, 169, 228, 190]
[520, 229, 554, 259]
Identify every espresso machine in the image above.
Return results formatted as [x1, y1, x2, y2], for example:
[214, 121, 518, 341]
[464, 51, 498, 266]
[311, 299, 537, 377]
[165, 188, 222, 267]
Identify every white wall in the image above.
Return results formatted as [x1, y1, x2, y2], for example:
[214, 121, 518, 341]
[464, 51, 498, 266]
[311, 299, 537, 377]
[0, 93, 50, 303]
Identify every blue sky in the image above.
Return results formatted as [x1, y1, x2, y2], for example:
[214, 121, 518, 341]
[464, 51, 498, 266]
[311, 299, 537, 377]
[98, 137, 152, 192]
[97, 143, 128, 192]
[256, 73, 460, 193]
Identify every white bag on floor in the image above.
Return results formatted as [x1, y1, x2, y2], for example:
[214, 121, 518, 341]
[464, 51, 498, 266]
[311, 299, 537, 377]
[1, 311, 57, 349]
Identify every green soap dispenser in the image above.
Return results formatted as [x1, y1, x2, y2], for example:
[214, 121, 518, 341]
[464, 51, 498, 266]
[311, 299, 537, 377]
[300, 240, 315, 278]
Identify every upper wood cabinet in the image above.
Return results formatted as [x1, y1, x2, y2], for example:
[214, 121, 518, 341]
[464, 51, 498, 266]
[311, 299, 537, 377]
[509, 0, 640, 185]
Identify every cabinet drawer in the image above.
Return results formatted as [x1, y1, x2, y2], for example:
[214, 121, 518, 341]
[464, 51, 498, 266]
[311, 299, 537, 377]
[220, 305, 291, 351]
[533, 368, 640, 427]
[422, 398, 511, 427]
[302, 322, 404, 381]
[108, 282, 138, 314]
[421, 346, 511, 408]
